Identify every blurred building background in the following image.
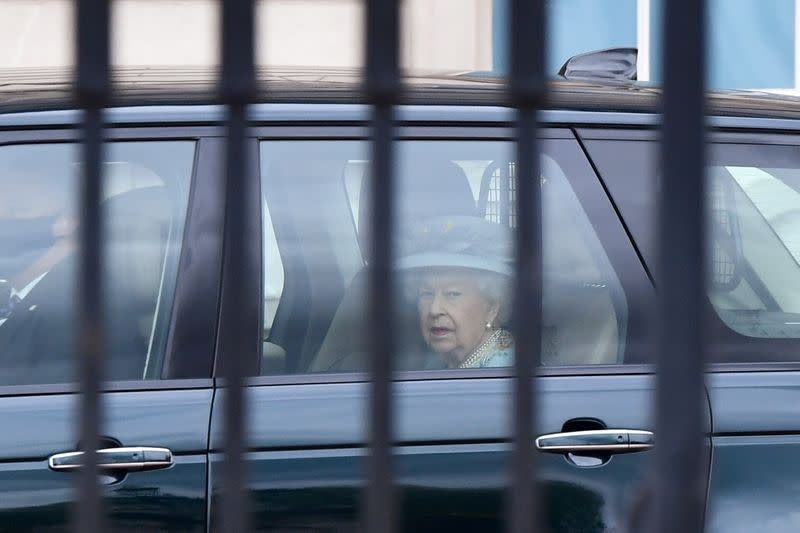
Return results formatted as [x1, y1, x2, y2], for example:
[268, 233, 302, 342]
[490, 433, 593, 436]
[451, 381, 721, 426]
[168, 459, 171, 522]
[0, 0, 796, 91]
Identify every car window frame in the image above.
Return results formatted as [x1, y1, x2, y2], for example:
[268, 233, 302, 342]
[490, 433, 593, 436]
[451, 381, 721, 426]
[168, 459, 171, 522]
[0, 124, 223, 395]
[245, 122, 655, 385]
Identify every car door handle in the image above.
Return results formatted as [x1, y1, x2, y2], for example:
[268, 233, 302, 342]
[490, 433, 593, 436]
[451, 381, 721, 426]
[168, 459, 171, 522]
[535, 429, 654, 454]
[48, 447, 173, 473]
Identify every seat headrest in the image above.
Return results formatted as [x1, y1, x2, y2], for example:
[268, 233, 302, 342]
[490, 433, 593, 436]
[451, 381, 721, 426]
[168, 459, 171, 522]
[104, 185, 170, 216]
[357, 158, 477, 262]
[103, 186, 172, 308]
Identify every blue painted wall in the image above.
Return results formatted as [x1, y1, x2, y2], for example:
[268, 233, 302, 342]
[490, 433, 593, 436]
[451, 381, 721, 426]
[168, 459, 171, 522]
[495, 0, 796, 89]
[709, 0, 794, 89]
[493, 0, 637, 74]
[650, 0, 794, 88]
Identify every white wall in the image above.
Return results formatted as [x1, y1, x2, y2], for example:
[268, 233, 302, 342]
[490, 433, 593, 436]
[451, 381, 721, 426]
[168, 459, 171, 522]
[0, 0, 74, 68]
[0, 0, 492, 72]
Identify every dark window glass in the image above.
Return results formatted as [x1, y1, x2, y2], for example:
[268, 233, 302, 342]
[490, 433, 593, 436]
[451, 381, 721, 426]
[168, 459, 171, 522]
[0, 141, 194, 384]
[586, 137, 800, 362]
[260, 139, 628, 375]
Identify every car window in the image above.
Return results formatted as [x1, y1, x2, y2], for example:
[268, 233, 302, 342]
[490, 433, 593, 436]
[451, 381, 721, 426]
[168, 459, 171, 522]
[0, 141, 194, 385]
[585, 137, 800, 362]
[707, 151, 800, 338]
[259, 139, 628, 375]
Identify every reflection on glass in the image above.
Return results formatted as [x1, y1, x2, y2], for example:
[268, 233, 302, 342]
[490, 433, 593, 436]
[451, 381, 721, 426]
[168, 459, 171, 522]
[259, 140, 626, 375]
[0, 142, 194, 385]
[707, 161, 800, 338]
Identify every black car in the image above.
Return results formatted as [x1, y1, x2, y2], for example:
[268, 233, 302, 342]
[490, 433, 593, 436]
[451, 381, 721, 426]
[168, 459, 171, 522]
[0, 66, 799, 531]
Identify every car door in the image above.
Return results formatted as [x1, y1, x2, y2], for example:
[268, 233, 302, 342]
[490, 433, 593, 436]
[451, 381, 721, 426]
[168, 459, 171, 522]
[209, 120, 709, 532]
[581, 126, 800, 532]
[0, 127, 223, 531]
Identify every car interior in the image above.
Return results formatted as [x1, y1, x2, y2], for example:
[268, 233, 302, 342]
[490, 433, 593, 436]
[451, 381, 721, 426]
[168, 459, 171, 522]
[708, 163, 800, 338]
[0, 142, 190, 385]
[104, 183, 174, 380]
[96, 149, 190, 380]
[260, 141, 627, 375]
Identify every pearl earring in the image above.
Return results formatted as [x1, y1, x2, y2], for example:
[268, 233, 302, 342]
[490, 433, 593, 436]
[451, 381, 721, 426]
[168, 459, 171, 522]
[486, 322, 493, 330]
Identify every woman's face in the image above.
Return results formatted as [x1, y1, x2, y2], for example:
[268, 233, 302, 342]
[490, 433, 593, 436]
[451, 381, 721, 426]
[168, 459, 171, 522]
[416, 269, 499, 366]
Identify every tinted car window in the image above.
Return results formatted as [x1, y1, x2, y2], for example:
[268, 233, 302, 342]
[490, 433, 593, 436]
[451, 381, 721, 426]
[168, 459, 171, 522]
[260, 139, 628, 374]
[0, 141, 194, 384]
[707, 157, 800, 338]
[586, 137, 800, 361]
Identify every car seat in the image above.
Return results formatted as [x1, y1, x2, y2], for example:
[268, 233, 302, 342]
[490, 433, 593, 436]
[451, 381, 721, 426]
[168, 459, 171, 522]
[540, 175, 621, 365]
[104, 185, 173, 379]
[0, 185, 174, 386]
[476, 159, 621, 365]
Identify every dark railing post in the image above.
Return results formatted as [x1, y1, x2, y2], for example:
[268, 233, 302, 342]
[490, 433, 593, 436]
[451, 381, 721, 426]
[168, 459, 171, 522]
[508, 1, 546, 532]
[74, 0, 110, 531]
[655, 0, 707, 531]
[219, 0, 255, 531]
[364, 0, 400, 532]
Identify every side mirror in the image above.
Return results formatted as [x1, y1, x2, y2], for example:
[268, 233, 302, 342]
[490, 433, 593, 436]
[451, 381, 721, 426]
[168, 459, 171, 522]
[558, 47, 638, 82]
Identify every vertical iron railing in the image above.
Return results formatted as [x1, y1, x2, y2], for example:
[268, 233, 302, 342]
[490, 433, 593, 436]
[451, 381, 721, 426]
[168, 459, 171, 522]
[655, 0, 707, 531]
[508, 1, 546, 532]
[75, 0, 109, 531]
[218, 0, 255, 532]
[364, 0, 400, 532]
[65, 0, 709, 531]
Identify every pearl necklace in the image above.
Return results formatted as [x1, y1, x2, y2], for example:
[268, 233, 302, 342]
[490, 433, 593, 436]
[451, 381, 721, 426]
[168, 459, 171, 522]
[459, 329, 504, 369]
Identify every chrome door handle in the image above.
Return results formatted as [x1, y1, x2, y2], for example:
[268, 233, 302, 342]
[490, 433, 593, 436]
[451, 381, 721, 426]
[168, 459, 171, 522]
[535, 429, 654, 454]
[48, 447, 173, 473]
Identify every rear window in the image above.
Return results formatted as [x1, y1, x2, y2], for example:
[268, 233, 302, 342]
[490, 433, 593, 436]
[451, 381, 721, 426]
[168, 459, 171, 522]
[585, 137, 800, 363]
[708, 161, 800, 338]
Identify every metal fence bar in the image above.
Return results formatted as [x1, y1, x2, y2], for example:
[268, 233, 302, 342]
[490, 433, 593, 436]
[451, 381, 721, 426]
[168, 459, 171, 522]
[219, 0, 255, 531]
[74, 0, 109, 531]
[655, 0, 707, 531]
[364, 0, 400, 531]
[509, 0, 546, 532]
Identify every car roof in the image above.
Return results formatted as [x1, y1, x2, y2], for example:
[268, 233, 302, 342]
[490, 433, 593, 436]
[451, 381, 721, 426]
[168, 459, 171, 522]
[3, 66, 800, 126]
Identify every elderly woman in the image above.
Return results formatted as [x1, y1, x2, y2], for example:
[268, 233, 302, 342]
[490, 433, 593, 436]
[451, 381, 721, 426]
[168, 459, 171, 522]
[399, 216, 514, 369]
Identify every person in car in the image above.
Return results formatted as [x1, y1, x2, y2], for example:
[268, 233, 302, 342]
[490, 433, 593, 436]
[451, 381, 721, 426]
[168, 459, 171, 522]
[399, 216, 515, 369]
[0, 156, 83, 383]
[0, 155, 77, 319]
[0, 154, 159, 384]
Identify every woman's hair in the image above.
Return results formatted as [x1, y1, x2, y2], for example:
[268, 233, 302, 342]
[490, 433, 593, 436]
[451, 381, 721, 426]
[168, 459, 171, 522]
[475, 270, 512, 326]
[403, 268, 512, 326]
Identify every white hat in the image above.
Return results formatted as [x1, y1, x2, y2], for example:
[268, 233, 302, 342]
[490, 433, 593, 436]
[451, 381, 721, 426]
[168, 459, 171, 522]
[397, 216, 512, 276]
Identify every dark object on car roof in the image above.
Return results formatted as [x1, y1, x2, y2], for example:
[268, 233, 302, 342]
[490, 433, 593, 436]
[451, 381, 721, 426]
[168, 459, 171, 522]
[558, 47, 638, 82]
